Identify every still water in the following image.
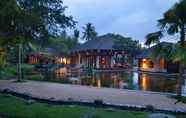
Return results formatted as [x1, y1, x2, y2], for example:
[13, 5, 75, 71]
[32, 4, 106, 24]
[43, 70, 186, 95]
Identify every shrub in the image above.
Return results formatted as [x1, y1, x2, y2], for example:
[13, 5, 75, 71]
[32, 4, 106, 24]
[21, 64, 35, 75]
[0, 65, 17, 79]
[27, 74, 44, 81]
[94, 99, 103, 106]
[146, 105, 155, 112]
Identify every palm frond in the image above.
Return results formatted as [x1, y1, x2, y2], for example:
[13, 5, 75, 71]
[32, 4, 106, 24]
[172, 44, 186, 66]
[167, 23, 179, 34]
[145, 31, 162, 46]
[149, 43, 173, 61]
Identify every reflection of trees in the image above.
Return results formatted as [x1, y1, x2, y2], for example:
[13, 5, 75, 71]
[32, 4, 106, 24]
[119, 72, 129, 82]
[126, 72, 135, 89]
[99, 73, 112, 87]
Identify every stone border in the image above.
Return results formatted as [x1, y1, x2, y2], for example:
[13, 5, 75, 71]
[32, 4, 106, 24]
[0, 88, 186, 115]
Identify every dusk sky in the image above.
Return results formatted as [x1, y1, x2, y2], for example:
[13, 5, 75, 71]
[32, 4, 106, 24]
[63, 0, 178, 44]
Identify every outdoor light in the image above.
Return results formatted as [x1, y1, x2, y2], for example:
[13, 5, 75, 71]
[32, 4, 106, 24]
[142, 59, 148, 69]
[62, 58, 67, 64]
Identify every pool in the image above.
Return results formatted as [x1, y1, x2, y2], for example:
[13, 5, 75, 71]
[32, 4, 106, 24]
[43, 69, 186, 95]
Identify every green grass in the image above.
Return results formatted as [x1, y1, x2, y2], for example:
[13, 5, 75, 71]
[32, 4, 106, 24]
[26, 74, 44, 81]
[171, 96, 186, 104]
[0, 93, 146, 118]
[0, 93, 185, 118]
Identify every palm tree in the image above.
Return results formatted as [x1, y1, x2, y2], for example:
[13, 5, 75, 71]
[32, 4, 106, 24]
[145, 0, 186, 99]
[82, 23, 98, 41]
[74, 29, 80, 40]
[73, 29, 80, 44]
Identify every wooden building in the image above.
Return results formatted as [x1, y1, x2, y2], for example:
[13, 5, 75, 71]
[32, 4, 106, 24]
[137, 42, 179, 73]
[70, 35, 131, 70]
[28, 48, 70, 65]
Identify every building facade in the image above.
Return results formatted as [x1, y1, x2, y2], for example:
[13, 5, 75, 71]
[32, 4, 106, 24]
[137, 42, 179, 73]
[70, 35, 131, 70]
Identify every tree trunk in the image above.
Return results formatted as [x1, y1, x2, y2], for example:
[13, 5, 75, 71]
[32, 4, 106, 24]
[18, 43, 22, 82]
[176, 25, 186, 99]
[180, 25, 185, 46]
[177, 63, 184, 99]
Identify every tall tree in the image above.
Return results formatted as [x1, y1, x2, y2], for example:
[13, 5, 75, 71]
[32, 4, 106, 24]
[82, 23, 97, 41]
[0, 0, 44, 81]
[110, 33, 141, 59]
[0, 0, 75, 81]
[145, 0, 186, 99]
[17, 0, 76, 50]
[74, 29, 80, 41]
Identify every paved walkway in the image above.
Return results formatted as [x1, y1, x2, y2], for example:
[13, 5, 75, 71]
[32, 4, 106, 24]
[0, 80, 186, 112]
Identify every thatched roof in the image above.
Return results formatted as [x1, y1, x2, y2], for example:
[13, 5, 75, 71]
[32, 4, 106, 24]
[70, 35, 116, 53]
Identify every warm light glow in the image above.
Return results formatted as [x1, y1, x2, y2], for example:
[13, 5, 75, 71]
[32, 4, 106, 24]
[159, 58, 165, 69]
[142, 59, 148, 69]
[55, 67, 67, 78]
[141, 74, 148, 91]
[56, 57, 70, 64]
[62, 58, 67, 64]
[142, 59, 147, 62]
[29, 56, 39, 64]
[97, 79, 101, 88]
[66, 58, 71, 64]
[141, 58, 152, 70]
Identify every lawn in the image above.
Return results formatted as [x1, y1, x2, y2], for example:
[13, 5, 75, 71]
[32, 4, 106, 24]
[0, 93, 185, 118]
[0, 93, 147, 118]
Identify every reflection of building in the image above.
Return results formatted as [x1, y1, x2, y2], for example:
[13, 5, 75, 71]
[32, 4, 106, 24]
[138, 73, 177, 93]
[137, 42, 179, 73]
[70, 35, 131, 69]
[55, 67, 67, 78]
[139, 74, 150, 91]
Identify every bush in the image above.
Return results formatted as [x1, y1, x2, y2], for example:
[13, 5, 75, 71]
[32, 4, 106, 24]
[94, 99, 103, 106]
[0, 66, 17, 79]
[21, 64, 35, 75]
[27, 74, 44, 81]
[146, 105, 155, 112]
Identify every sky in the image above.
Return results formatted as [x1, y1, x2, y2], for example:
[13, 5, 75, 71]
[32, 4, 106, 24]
[63, 0, 178, 44]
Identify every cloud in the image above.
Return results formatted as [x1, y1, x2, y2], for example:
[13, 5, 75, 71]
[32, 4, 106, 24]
[63, 0, 177, 44]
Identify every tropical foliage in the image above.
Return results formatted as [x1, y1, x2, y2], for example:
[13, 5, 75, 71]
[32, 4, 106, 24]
[0, 48, 6, 68]
[111, 33, 141, 57]
[46, 35, 79, 56]
[0, 0, 75, 80]
[82, 23, 98, 41]
[145, 0, 186, 98]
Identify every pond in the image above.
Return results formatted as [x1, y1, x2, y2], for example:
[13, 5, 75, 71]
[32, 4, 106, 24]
[42, 69, 186, 95]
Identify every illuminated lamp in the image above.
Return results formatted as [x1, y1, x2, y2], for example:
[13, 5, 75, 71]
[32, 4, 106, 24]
[142, 59, 148, 69]
[62, 58, 67, 64]
[142, 59, 147, 62]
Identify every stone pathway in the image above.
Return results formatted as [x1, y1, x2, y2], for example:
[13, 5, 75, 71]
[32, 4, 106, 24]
[0, 80, 186, 113]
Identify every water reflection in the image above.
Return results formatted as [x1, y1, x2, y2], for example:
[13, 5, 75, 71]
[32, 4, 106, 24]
[43, 69, 186, 94]
[140, 74, 149, 91]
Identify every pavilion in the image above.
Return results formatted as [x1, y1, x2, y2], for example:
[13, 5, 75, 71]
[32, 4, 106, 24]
[70, 35, 131, 70]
